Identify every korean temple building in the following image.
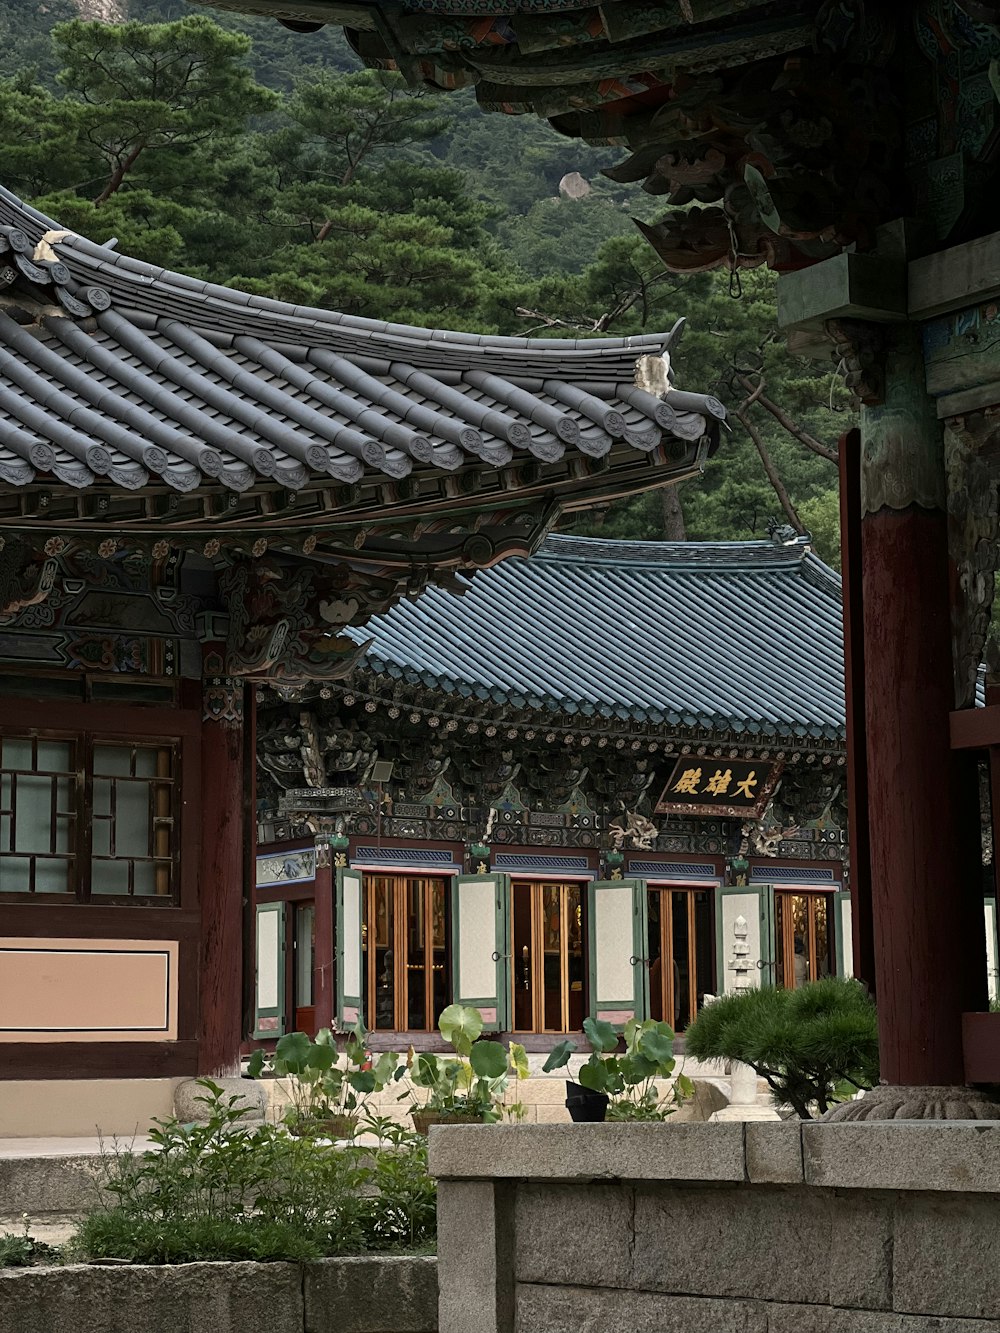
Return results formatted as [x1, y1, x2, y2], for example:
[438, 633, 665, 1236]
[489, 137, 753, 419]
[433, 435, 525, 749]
[198, 0, 1000, 1114]
[10, 0, 1000, 1121]
[253, 531, 852, 1047]
[0, 181, 727, 1128]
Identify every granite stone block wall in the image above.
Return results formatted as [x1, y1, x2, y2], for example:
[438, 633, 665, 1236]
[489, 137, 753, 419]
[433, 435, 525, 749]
[430, 1122, 1000, 1332]
[0, 1256, 438, 1333]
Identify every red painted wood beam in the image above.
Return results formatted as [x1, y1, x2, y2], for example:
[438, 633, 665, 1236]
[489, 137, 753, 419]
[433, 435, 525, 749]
[963, 1012, 1000, 1083]
[241, 684, 257, 1045]
[951, 705, 1000, 749]
[198, 650, 247, 1077]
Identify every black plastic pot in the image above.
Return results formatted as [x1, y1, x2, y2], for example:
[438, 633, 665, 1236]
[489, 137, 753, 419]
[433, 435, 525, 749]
[565, 1080, 609, 1123]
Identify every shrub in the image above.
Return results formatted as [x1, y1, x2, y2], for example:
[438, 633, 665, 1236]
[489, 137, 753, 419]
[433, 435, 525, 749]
[71, 1079, 436, 1264]
[0, 1218, 60, 1267]
[683, 978, 879, 1119]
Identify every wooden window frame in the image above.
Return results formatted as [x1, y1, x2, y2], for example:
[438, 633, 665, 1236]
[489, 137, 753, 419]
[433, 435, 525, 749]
[511, 878, 586, 1035]
[0, 699, 200, 911]
[646, 884, 716, 1032]
[363, 873, 448, 1033]
[775, 889, 835, 988]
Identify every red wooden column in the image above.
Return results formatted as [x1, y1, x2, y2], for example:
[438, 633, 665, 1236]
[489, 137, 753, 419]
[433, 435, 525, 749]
[198, 644, 247, 1076]
[838, 427, 875, 991]
[859, 328, 986, 1088]
[313, 841, 335, 1033]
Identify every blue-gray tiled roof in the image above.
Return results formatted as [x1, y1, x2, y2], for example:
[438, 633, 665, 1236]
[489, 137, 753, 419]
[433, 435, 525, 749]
[0, 186, 723, 499]
[351, 535, 845, 741]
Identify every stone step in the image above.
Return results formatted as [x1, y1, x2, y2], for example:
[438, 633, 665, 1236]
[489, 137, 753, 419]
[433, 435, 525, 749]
[0, 1154, 109, 1220]
[0, 1214, 78, 1247]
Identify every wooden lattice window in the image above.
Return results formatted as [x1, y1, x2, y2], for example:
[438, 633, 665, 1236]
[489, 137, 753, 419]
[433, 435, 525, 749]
[91, 743, 175, 898]
[0, 732, 178, 902]
[0, 735, 78, 894]
[774, 892, 835, 989]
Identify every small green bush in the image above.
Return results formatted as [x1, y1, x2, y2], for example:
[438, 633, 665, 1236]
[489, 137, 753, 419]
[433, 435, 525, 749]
[0, 1219, 60, 1267]
[683, 978, 879, 1119]
[71, 1079, 436, 1264]
[71, 1214, 324, 1265]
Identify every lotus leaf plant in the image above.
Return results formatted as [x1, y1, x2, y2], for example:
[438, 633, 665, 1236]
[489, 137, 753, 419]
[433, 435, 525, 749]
[248, 1022, 402, 1135]
[543, 1017, 693, 1121]
[403, 1004, 530, 1123]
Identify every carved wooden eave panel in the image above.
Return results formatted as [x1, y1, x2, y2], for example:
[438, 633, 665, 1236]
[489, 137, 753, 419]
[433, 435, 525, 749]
[255, 692, 848, 845]
[188, 2, 1000, 275]
[944, 408, 1000, 709]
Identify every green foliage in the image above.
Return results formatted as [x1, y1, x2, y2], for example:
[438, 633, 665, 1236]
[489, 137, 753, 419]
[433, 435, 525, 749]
[287, 68, 451, 187]
[73, 1212, 325, 1265]
[0, 1217, 60, 1268]
[437, 1003, 484, 1056]
[683, 979, 879, 1119]
[71, 1078, 436, 1263]
[362, 1117, 437, 1250]
[0, 75, 83, 197]
[0, 0, 77, 85]
[403, 1006, 529, 1122]
[558, 253, 849, 557]
[52, 16, 276, 203]
[127, 0, 360, 89]
[798, 489, 842, 567]
[543, 1019, 690, 1121]
[247, 1022, 403, 1135]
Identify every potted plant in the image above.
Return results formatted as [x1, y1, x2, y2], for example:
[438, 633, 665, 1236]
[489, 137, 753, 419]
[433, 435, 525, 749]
[248, 1022, 402, 1137]
[543, 1017, 693, 1122]
[403, 1004, 530, 1133]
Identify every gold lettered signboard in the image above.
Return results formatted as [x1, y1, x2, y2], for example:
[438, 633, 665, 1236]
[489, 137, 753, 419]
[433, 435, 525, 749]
[655, 757, 782, 820]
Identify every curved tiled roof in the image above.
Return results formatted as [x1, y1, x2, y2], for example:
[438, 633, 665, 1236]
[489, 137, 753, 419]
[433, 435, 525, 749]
[350, 534, 845, 741]
[0, 186, 723, 507]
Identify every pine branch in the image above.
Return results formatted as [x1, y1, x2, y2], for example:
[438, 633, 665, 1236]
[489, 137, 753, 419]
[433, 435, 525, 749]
[736, 375, 838, 463]
[734, 397, 806, 534]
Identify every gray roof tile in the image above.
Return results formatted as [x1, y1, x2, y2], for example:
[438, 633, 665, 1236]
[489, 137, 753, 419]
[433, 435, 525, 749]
[0, 185, 723, 497]
[350, 535, 845, 741]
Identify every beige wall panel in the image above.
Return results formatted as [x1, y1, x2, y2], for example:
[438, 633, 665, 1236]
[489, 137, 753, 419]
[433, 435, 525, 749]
[458, 878, 496, 999]
[0, 938, 179, 1042]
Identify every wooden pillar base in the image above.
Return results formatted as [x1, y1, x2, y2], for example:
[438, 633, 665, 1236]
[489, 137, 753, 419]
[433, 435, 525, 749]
[823, 1085, 1000, 1121]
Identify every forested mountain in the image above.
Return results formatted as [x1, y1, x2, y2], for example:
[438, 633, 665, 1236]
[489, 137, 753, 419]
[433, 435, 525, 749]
[0, 2, 848, 560]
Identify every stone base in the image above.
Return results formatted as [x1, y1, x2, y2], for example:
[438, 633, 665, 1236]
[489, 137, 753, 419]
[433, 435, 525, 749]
[0, 1255, 438, 1333]
[174, 1077, 266, 1123]
[709, 1105, 781, 1122]
[822, 1084, 1000, 1121]
[431, 1121, 1000, 1332]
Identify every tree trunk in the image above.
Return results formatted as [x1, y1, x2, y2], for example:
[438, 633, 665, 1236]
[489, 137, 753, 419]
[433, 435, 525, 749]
[660, 484, 687, 540]
[735, 405, 806, 534]
[737, 376, 839, 464]
[93, 143, 145, 206]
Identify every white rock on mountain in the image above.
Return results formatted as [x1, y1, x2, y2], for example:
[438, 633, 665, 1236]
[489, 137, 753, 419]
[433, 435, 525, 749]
[558, 171, 591, 200]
